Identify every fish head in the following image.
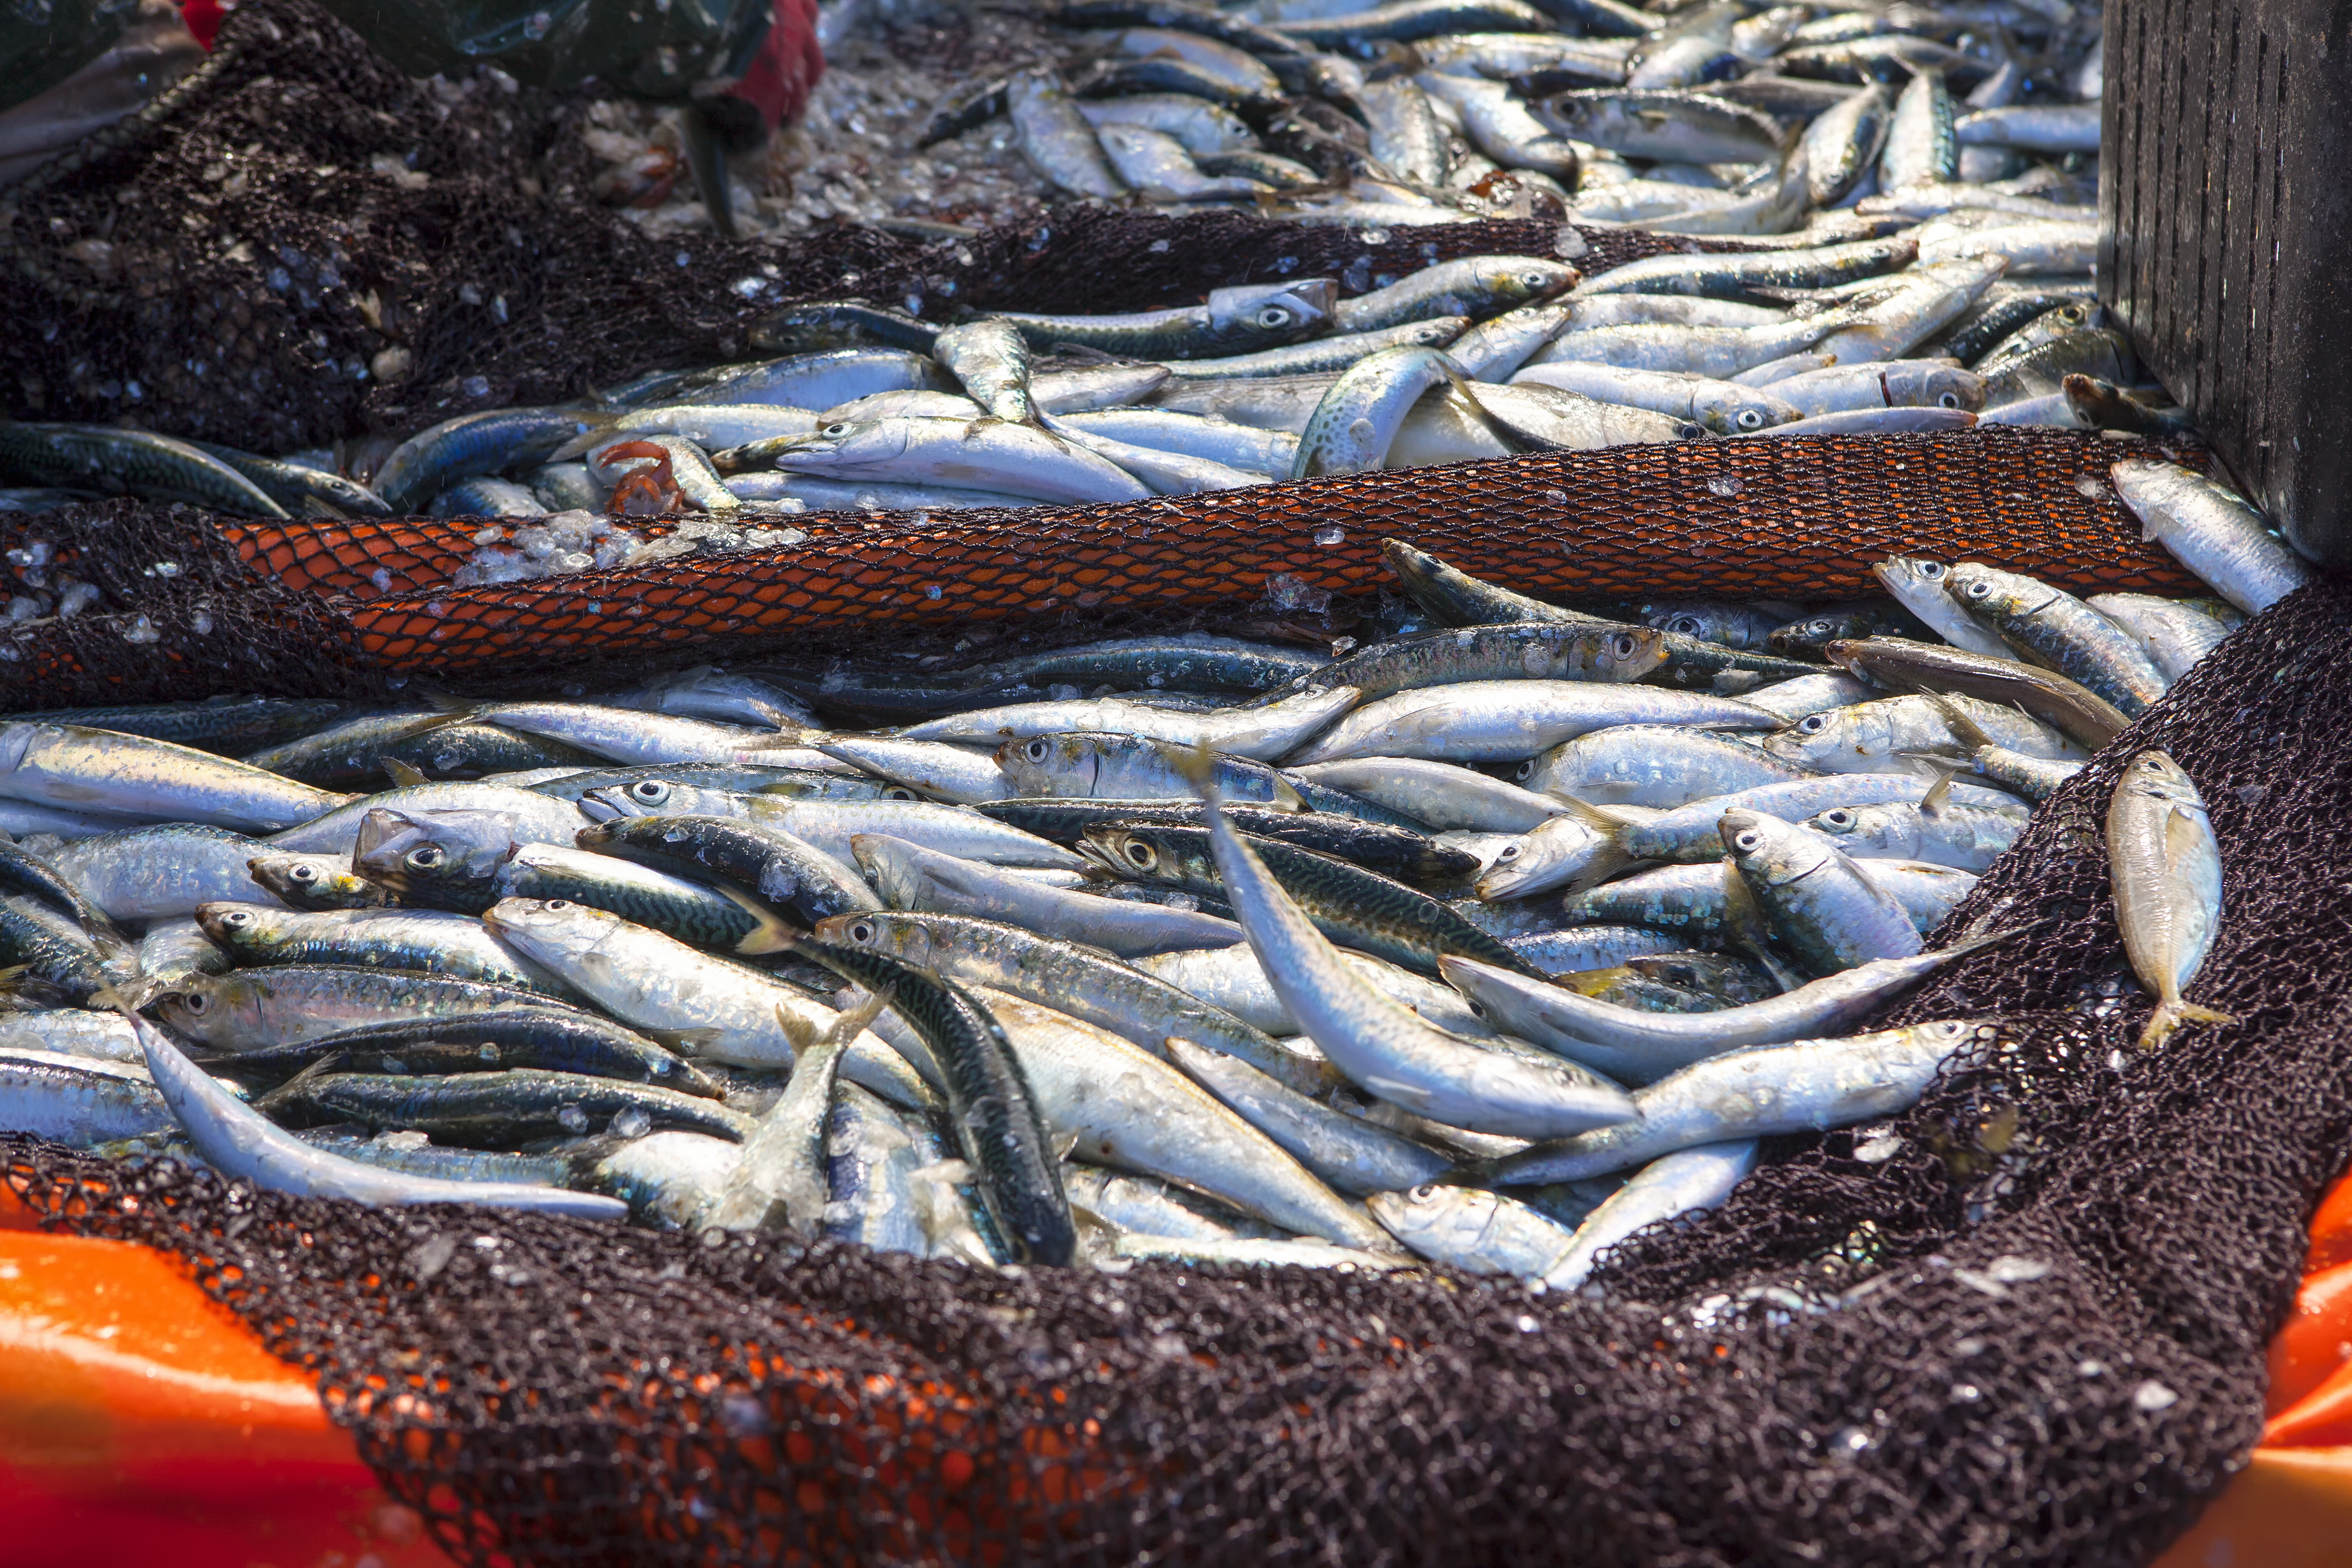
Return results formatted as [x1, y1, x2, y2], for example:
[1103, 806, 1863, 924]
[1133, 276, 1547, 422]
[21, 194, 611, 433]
[1719, 807, 1833, 888]
[1571, 626, 1668, 683]
[813, 910, 931, 966]
[246, 851, 375, 909]
[477, 896, 624, 964]
[1077, 825, 1167, 880]
[0, 724, 34, 775]
[586, 778, 750, 823]
[2118, 748, 2205, 812]
[193, 900, 278, 949]
[1366, 1181, 1501, 1258]
[1766, 612, 1862, 655]
[152, 970, 264, 1046]
[1763, 699, 1898, 770]
[1533, 91, 1610, 140]
[1693, 384, 1799, 436]
[353, 807, 516, 896]
[1894, 363, 1985, 412]
[1803, 805, 1871, 843]
[1943, 562, 2043, 624]
[1205, 280, 1338, 342]
[995, 732, 1100, 797]
[763, 417, 907, 469]
[1477, 814, 1608, 900]
[1474, 258, 1580, 311]
[1642, 599, 1761, 650]
[1872, 555, 1953, 604]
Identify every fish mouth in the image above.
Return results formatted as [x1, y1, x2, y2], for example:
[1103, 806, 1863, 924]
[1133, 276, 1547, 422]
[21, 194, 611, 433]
[1071, 840, 1127, 876]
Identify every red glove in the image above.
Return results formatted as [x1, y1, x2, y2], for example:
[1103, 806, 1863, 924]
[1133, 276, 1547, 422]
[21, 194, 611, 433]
[723, 0, 823, 137]
[179, 0, 225, 51]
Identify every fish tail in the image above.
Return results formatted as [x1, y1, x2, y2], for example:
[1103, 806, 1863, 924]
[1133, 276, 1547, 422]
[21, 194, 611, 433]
[2136, 999, 2238, 1051]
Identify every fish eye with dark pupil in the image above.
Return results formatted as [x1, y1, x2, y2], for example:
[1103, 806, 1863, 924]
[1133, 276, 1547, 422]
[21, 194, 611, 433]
[1025, 740, 1049, 761]
[1125, 841, 1154, 868]
[408, 846, 443, 868]
[851, 920, 874, 942]
[1734, 831, 1760, 851]
[290, 865, 318, 882]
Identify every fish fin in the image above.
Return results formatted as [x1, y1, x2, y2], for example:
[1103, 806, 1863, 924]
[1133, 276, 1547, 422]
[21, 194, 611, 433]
[720, 886, 800, 955]
[1917, 763, 1959, 816]
[772, 1004, 820, 1058]
[299, 494, 352, 519]
[382, 758, 430, 789]
[2162, 805, 2212, 865]
[1932, 925, 2035, 961]
[1268, 773, 1306, 813]
[2136, 999, 2238, 1051]
[1545, 791, 1641, 833]
[1054, 1130, 1081, 1161]
[1923, 693, 1996, 752]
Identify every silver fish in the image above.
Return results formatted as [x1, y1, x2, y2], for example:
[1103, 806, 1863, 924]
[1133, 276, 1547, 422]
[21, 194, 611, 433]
[2107, 750, 2233, 1050]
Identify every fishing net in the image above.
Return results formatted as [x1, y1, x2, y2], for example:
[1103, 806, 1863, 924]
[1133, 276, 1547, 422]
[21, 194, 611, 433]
[9, 3, 2349, 1564]
[7, 575, 2351, 1568]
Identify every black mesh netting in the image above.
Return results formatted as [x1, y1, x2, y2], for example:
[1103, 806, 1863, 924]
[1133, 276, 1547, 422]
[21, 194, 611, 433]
[9, 4, 2352, 1563]
[8, 575, 2352, 1568]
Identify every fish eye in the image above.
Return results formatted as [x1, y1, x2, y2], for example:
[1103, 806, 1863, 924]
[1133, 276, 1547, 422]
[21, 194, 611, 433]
[1124, 840, 1156, 869]
[1732, 830, 1761, 852]
[1513, 760, 1536, 781]
[1918, 561, 1946, 580]
[1735, 409, 1764, 430]
[1497, 844, 1520, 861]
[1255, 305, 1293, 328]
[822, 422, 855, 437]
[1797, 714, 1828, 734]
[1410, 1183, 1439, 1201]
[1609, 633, 1640, 659]
[546, 899, 572, 911]
[1938, 391, 1961, 408]
[1822, 809, 1853, 827]
[885, 786, 919, 800]
[407, 846, 444, 869]
[1521, 271, 1547, 288]
[181, 992, 207, 1014]
[223, 909, 251, 927]
[1024, 739, 1049, 762]
[289, 864, 318, 883]
[849, 919, 875, 943]
[630, 780, 669, 802]
[1963, 580, 1992, 600]
[1667, 614, 1705, 637]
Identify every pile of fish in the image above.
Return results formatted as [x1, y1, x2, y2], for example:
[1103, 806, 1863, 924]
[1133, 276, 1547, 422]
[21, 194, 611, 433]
[953, 0, 2102, 233]
[0, 452, 2298, 1285]
[0, 0, 2154, 555]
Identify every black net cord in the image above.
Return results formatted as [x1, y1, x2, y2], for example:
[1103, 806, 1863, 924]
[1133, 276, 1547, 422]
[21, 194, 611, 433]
[8, 576, 2352, 1568]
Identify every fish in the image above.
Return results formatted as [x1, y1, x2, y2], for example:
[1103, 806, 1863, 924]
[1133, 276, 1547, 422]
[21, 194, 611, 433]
[130, 1011, 628, 1218]
[2109, 459, 2314, 615]
[1721, 807, 1922, 975]
[2085, 594, 2241, 684]
[1540, 1139, 1759, 1288]
[1367, 1180, 1583, 1275]
[1172, 749, 1635, 1140]
[893, 684, 1360, 763]
[196, 902, 577, 996]
[0, 723, 350, 833]
[1942, 563, 2169, 717]
[1478, 1019, 1988, 1183]
[786, 941, 1075, 1265]
[2106, 751, 2234, 1050]
[852, 833, 1246, 956]
[1823, 635, 2132, 750]
[1289, 682, 1774, 766]
[1439, 937, 1999, 1083]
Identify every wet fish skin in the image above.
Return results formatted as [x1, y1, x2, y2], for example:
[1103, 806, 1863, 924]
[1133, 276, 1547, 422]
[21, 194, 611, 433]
[2109, 458, 2314, 616]
[1542, 1139, 1758, 1288]
[852, 833, 1245, 956]
[815, 909, 1336, 1096]
[1290, 681, 1774, 767]
[1617, 771, 2021, 865]
[1078, 821, 1545, 980]
[789, 943, 1074, 1266]
[257, 1065, 756, 1146]
[893, 684, 1359, 764]
[130, 1013, 629, 1219]
[247, 852, 397, 912]
[1523, 725, 1818, 808]
[981, 798, 1468, 884]
[1479, 1019, 1986, 1184]
[1722, 807, 1920, 976]
[1943, 564, 2168, 717]
[1870, 556, 2017, 658]
[0, 1046, 175, 1146]
[196, 902, 573, 997]
[1367, 1180, 1581, 1275]
[212, 1008, 721, 1097]
[370, 407, 616, 516]
[1441, 938, 1993, 1082]
[0, 723, 351, 834]
[0, 423, 291, 517]
[574, 813, 881, 926]
[1823, 636, 2132, 750]
[2107, 750, 2233, 1051]
[2085, 594, 2240, 684]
